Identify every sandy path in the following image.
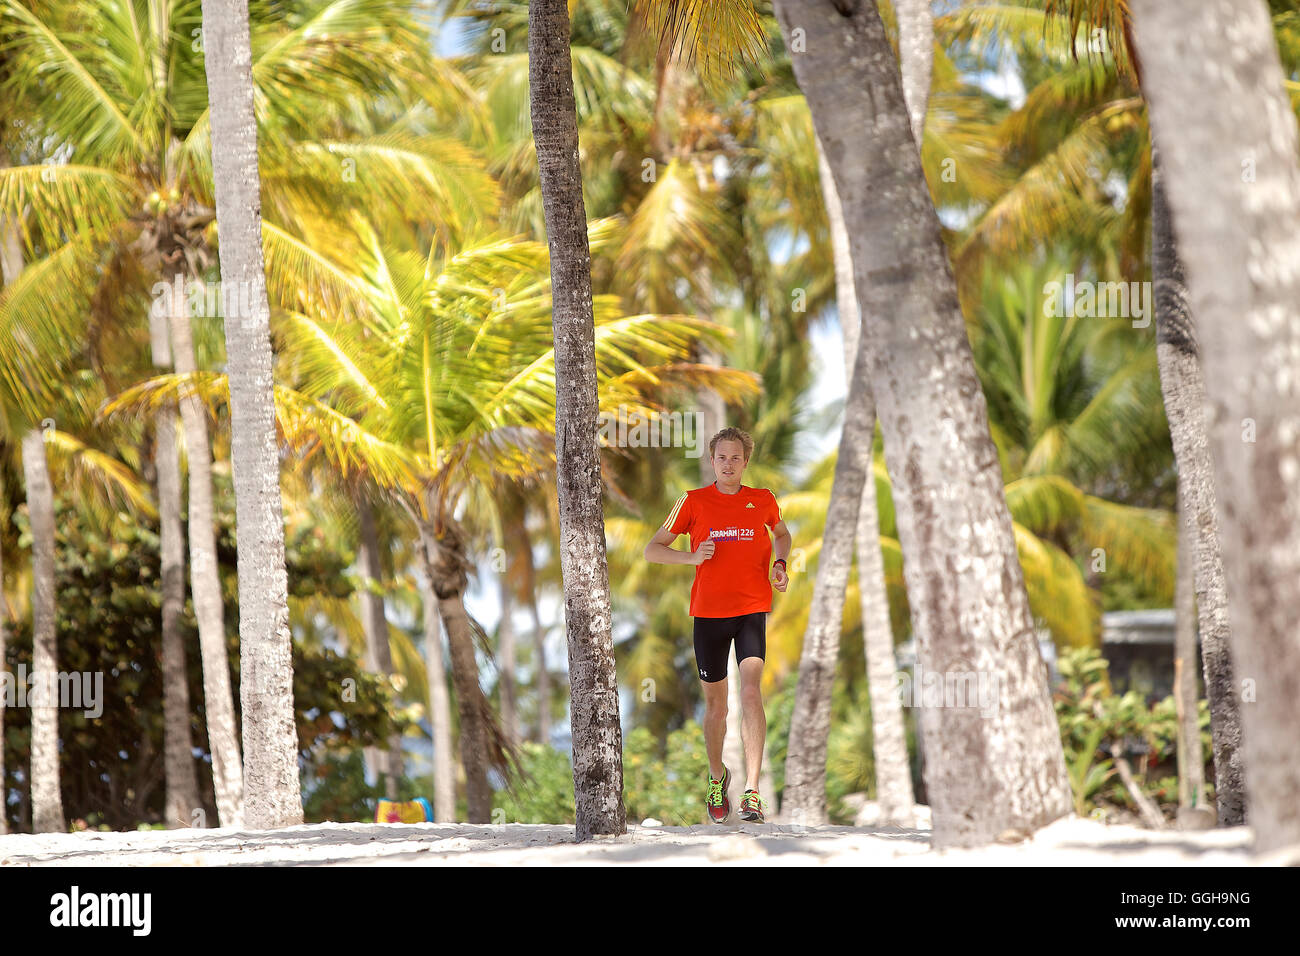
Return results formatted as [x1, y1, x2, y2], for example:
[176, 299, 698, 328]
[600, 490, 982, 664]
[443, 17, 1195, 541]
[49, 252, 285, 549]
[0, 816, 1265, 866]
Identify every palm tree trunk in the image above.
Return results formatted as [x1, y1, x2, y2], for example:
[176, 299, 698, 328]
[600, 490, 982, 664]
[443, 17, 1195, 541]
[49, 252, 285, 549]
[0, 484, 6, 836]
[529, 0, 626, 841]
[7, 227, 63, 834]
[1150, 152, 1244, 826]
[782, 344, 875, 823]
[0, 206, 17, 835]
[816, 134, 916, 827]
[21, 428, 65, 833]
[417, 521, 456, 821]
[200, 0, 302, 829]
[530, 580, 550, 744]
[438, 594, 491, 822]
[1173, 495, 1205, 813]
[356, 489, 401, 798]
[893, 0, 933, 145]
[421, 515, 496, 822]
[1130, 0, 1300, 853]
[148, 306, 202, 828]
[772, 0, 1072, 847]
[497, 574, 518, 744]
[164, 270, 244, 827]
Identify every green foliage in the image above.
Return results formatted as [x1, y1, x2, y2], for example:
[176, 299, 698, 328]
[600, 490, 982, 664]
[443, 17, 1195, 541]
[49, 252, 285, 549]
[826, 678, 875, 824]
[492, 742, 576, 824]
[1053, 647, 1213, 820]
[623, 723, 711, 826]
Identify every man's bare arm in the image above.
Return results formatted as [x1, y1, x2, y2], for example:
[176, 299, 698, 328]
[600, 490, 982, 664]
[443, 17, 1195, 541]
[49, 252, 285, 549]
[771, 519, 792, 562]
[644, 526, 711, 565]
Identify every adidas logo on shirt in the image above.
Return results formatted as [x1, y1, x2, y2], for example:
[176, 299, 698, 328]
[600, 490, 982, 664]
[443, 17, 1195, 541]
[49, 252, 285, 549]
[745, 502, 755, 508]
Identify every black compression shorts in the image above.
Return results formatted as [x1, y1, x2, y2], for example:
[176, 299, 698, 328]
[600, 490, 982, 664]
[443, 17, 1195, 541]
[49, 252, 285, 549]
[692, 612, 767, 683]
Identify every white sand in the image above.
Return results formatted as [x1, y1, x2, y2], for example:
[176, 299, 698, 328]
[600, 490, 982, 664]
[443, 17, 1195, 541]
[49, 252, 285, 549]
[0, 815, 1270, 866]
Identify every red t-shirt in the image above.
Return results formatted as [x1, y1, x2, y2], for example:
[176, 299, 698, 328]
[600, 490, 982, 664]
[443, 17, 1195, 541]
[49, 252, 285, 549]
[662, 483, 783, 618]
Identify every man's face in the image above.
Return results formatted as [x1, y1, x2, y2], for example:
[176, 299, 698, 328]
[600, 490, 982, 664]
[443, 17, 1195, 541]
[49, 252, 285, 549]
[712, 439, 748, 483]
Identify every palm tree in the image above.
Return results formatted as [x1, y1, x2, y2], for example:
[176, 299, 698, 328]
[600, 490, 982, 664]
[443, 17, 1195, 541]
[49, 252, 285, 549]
[1150, 155, 1242, 825]
[1128, 0, 1300, 855]
[157, 268, 246, 826]
[19, 427, 63, 833]
[528, 0, 628, 841]
[147, 306, 203, 827]
[771, 0, 1072, 847]
[199, 0, 305, 830]
[782, 340, 877, 823]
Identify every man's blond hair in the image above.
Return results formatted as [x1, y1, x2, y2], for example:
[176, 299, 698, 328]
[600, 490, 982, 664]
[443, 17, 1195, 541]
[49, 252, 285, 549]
[709, 427, 755, 461]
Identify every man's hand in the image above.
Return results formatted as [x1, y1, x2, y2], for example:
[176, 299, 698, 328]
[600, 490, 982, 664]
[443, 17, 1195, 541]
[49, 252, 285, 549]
[770, 561, 788, 592]
[693, 539, 716, 565]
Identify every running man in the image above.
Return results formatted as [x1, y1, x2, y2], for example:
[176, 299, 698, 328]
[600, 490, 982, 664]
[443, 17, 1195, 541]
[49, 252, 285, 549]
[643, 427, 792, 823]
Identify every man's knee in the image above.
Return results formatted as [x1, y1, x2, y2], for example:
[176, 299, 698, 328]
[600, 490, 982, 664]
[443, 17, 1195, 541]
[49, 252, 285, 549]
[703, 685, 729, 717]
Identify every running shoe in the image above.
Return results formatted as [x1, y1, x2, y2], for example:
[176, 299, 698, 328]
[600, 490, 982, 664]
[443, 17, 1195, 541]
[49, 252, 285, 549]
[706, 766, 730, 822]
[739, 789, 767, 823]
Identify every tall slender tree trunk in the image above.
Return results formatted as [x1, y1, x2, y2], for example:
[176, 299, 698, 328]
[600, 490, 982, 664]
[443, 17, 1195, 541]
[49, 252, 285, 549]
[356, 489, 401, 798]
[164, 271, 244, 827]
[149, 306, 202, 828]
[0, 481, 6, 836]
[1150, 153, 1244, 826]
[498, 570, 518, 744]
[773, 0, 1072, 847]
[529, 0, 626, 841]
[418, 521, 456, 821]
[530, 579, 550, 745]
[421, 515, 496, 822]
[6, 225, 63, 834]
[816, 135, 916, 828]
[1130, 0, 1300, 853]
[1173, 497, 1205, 814]
[200, 0, 302, 829]
[0, 197, 20, 836]
[782, 345, 876, 823]
[21, 429, 64, 833]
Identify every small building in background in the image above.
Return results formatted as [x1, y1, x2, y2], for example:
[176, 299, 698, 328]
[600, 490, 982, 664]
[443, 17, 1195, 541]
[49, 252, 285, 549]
[1100, 609, 1200, 703]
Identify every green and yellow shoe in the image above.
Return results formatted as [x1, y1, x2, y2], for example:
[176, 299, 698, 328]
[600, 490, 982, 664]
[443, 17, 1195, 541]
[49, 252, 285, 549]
[706, 766, 730, 823]
[739, 789, 767, 823]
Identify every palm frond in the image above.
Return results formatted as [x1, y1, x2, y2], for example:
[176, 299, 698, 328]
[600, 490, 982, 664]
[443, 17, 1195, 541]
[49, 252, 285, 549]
[629, 0, 769, 81]
[42, 427, 157, 517]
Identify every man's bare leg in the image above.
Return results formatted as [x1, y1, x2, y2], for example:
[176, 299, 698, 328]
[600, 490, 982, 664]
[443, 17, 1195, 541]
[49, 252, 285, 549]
[702, 677, 729, 779]
[739, 656, 766, 791]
